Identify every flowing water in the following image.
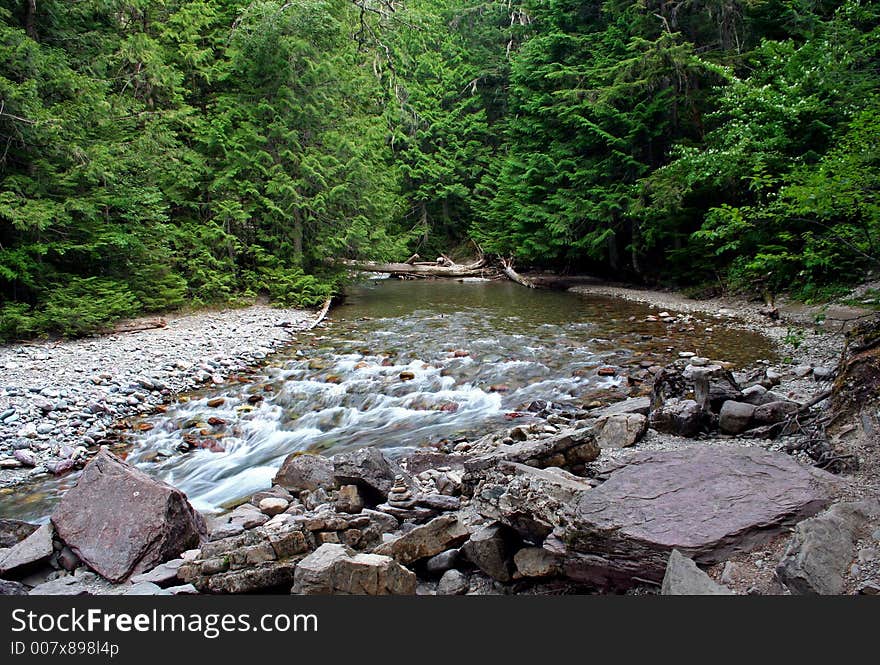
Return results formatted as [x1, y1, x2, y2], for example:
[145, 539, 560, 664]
[0, 280, 776, 521]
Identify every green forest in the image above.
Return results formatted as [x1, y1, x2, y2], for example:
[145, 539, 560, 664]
[1, 0, 877, 339]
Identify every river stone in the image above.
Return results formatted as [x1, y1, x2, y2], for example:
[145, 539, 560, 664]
[292, 543, 416, 595]
[661, 550, 734, 595]
[437, 569, 468, 595]
[0, 523, 54, 576]
[741, 384, 768, 405]
[331, 447, 414, 502]
[0, 580, 28, 595]
[719, 401, 756, 434]
[373, 514, 469, 565]
[51, 450, 206, 583]
[258, 498, 289, 516]
[470, 462, 593, 542]
[776, 500, 880, 595]
[590, 397, 651, 417]
[425, 549, 459, 574]
[29, 576, 88, 596]
[206, 562, 299, 594]
[129, 559, 184, 587]
[548, 446, 838, 590]
[124, 581, 172, 596]
[273, 453, 337, 494]
[649, 398, 705, 437]
[514, 547, 561, 579]
[595, 413, 647, 449]
[464, 427, 599, 477]
[0, 519, 39, 548]
[461, 523, 519, 583]
[753, 400, 799, 425]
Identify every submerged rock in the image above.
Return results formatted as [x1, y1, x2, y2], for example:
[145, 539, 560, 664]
[51, 450, 206, 583]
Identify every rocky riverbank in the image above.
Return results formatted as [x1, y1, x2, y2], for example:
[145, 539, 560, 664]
[1, 284, 878, 596]
[0, 305, 313, 490]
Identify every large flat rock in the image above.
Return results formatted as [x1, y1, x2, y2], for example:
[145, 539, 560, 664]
[548, 446, 839, 590]
[52, 450, 206, 583]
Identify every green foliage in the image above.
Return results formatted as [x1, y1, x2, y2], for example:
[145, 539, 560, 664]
[1, 0, 878, 343]
[39, 277, 140, 337]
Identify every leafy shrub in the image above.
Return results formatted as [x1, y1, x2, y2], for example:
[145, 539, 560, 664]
[38, 277, 140, 337]
[0, 302, 39, 341]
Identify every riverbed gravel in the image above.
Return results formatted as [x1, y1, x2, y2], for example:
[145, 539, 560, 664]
[0, 305, 313, 488]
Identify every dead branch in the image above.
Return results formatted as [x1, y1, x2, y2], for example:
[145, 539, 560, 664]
[500, 258, 536, 288]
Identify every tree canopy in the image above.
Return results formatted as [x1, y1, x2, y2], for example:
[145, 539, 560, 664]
[1, 0, 877, 339]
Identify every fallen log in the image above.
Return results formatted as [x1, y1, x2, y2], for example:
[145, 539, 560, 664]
[308, 297, 333, 330]
[333, 258, 488, 278]
[500, 258, 536, 289]
[103, 317, 167, 334]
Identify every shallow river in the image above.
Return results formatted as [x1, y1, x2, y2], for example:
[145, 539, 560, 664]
[1, 280, 776, 520]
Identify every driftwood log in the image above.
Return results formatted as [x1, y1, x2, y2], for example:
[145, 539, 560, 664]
[308, 297, 333, 330]
[500, 258, 536, 288]
[102, 317, 167, 334]
[334, 257, 489, 278]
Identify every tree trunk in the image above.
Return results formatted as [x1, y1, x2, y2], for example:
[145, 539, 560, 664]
[500, 258, 536, 288]
[332, 257, 487, 278]
[292, 207, 304, 265]
[24, 0, 37, 40]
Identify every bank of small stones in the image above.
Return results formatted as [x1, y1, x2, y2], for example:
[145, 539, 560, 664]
[0, 306, 312, 489]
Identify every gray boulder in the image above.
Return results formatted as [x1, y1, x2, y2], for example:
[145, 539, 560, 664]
[425, 549, 459, 574]
[292, 543, 416, 595]
[514, 547, 561, 579]
[719, 401, 756, 434]
[464, 427, 599, 479]
[649, 398, 704, 437]
[0, 523, 54, 577]
[437, 569, 468, 595]
[753, 400, 799, 425]
[470, 462, 593, 542]
[51, 450, 206, 583]
[331, 447, 411, 502]
[546, 446, 838, 590]
[373, 514, 469, 565]
[590, 397, 651, 417]
[273, 453, 337, 494]
[595, 413, 647, 449]
[461, 523, 519, 583]
[776, 500, 880, 595]
[661, 549, 734, 595]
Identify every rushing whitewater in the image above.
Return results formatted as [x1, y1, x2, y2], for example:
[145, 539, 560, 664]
[1, 279, 775, 520]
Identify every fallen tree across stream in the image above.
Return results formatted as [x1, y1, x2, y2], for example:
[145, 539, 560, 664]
[332, 257, 491, 278]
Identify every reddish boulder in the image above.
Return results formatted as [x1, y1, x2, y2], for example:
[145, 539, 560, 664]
[51, 450, 206, 582]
